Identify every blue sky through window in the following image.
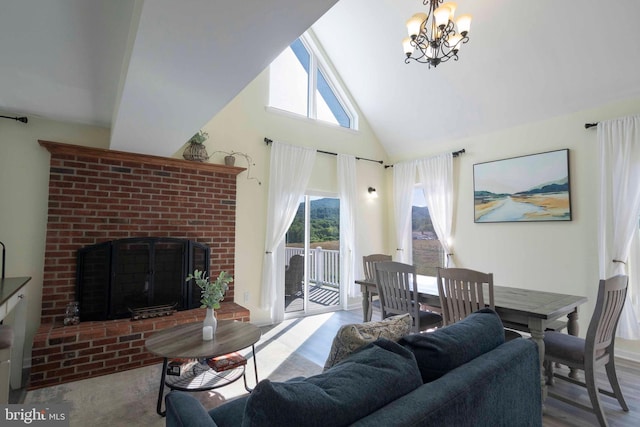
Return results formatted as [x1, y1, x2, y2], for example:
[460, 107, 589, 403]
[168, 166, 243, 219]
[290, 39, 310, 73]
[317, 70, 350, 128]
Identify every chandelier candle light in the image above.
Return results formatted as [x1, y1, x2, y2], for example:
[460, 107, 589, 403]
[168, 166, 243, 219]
[402, 1, 471, 68]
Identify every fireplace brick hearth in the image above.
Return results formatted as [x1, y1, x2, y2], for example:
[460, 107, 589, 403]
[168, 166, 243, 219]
[29, 303, 249, 389]
[32, 141, 251, 389]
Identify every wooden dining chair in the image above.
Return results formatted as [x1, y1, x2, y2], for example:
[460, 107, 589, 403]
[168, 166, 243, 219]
[375, 261, 442, 333]
[543, 275, 629, 427]
[436, 267, 521, 340]
[363, 254, 392, 282]
[363, 254, 392, 319]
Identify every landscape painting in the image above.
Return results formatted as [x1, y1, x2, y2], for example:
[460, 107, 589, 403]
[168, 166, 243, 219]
[473, 149, 571, 223]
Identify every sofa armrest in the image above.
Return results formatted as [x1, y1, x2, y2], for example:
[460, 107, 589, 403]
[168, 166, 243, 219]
[165, 391, 219, 427]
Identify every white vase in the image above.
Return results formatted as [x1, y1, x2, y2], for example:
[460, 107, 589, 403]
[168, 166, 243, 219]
[202, 307, 217, 341]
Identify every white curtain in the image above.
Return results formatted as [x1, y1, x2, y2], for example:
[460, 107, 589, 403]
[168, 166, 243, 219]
[597, 115, 640, 339]
[261, 142, 316, 323]
[416, 153, 455, 267]
[393, 160, 416, 263]
[338, 154, 358, 299]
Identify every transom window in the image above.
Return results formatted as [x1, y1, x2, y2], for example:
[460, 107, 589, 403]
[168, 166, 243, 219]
[269, 34, 357, 130]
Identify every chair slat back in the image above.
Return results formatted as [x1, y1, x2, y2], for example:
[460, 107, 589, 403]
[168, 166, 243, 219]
[587, 275, 628, 357]
[437, 268, 494, 326]
[375, 261, 420, 331]
[363, 254, 392, 282]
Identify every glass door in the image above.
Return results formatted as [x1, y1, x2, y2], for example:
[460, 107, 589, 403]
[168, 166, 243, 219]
[284, 194, 341, 316]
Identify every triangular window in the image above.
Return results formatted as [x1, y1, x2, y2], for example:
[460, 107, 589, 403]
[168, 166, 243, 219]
[269, 33, 357, 130]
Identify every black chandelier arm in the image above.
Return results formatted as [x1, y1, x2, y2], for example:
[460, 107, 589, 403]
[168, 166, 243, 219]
[443, 34, 469, 51]
[437, 21, 456, 44]
[405, 34, 463, 67]
[405, 38, 430, 63]
[432, 40, 458, 61]
[419, 0, 438, 22]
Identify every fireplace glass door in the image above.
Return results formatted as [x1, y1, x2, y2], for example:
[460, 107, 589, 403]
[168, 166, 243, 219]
[112, 240, 184, 317]
[77, 237, 209, 320]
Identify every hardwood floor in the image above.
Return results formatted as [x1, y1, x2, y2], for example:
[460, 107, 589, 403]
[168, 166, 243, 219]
[301, 309, 639, 427]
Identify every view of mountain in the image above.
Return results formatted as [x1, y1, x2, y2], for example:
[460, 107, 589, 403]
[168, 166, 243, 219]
[287, 198, 340, 244]
[287, 198, 439, 243]
[412, 206, 436, 236]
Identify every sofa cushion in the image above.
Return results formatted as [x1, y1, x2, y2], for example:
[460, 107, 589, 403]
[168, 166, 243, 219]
[323, 313, 411, 371]
[350, 338, 542, 427]
[241, 338, 422, 427]
[398, 308, 505, 383]
[208, 395, 249, 427]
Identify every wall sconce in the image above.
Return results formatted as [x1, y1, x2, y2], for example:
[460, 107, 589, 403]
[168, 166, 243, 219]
[367, 187, 378, 198]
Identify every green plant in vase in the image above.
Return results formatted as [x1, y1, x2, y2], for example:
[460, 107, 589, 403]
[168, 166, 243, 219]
[186, 269, 232, 309]
[186, 269, 233, 340]
[187, 130, 209, 145]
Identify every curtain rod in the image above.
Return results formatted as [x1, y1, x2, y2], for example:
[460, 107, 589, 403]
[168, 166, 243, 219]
[585, 122, 598, 129]
[0, 115, 28, 123]
[264, 137, 383, 164]
[383, 149, 466, 169]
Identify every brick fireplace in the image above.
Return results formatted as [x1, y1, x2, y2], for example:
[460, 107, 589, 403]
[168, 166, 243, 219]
[30, 141, 250, 389]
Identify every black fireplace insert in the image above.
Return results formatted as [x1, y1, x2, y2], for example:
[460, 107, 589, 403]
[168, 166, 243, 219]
[76, 237, 210, 321]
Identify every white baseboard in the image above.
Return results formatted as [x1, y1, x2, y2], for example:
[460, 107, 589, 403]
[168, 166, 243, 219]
[615, 348, 640, 364]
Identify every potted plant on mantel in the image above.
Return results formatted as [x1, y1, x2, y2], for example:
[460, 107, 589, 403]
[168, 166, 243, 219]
[210, 150, 262, 185]
[185, 269, 233, 340]
[182, 130, 210, 162]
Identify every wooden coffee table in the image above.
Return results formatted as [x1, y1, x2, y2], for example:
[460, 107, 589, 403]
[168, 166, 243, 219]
[145, 320, 261, 416]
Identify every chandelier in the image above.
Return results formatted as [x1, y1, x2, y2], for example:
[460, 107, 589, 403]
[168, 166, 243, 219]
[402, 1, 472, 68]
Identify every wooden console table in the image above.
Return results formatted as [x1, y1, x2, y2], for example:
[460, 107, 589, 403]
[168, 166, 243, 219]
[0, 276, 30, 389]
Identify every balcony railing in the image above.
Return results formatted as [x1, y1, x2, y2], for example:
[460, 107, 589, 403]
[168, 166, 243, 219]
[285, 246, 340, 289]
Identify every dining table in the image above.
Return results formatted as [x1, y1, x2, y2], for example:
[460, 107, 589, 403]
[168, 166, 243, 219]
[356, 275, 588, 401]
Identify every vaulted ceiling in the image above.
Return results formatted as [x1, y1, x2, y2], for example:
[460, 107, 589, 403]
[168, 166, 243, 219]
[2, 0, 640, 160]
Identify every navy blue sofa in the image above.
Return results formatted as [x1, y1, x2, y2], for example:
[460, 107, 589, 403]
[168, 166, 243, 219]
[165, 309, 542, 427]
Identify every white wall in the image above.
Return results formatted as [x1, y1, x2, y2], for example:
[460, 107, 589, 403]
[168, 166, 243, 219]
[0, 112, 110, 365]
[390, 97, 640, 361]
[174, 69, 389, 325]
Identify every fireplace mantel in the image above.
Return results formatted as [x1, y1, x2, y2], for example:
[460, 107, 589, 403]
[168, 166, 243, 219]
[38, 140, 246, 175]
